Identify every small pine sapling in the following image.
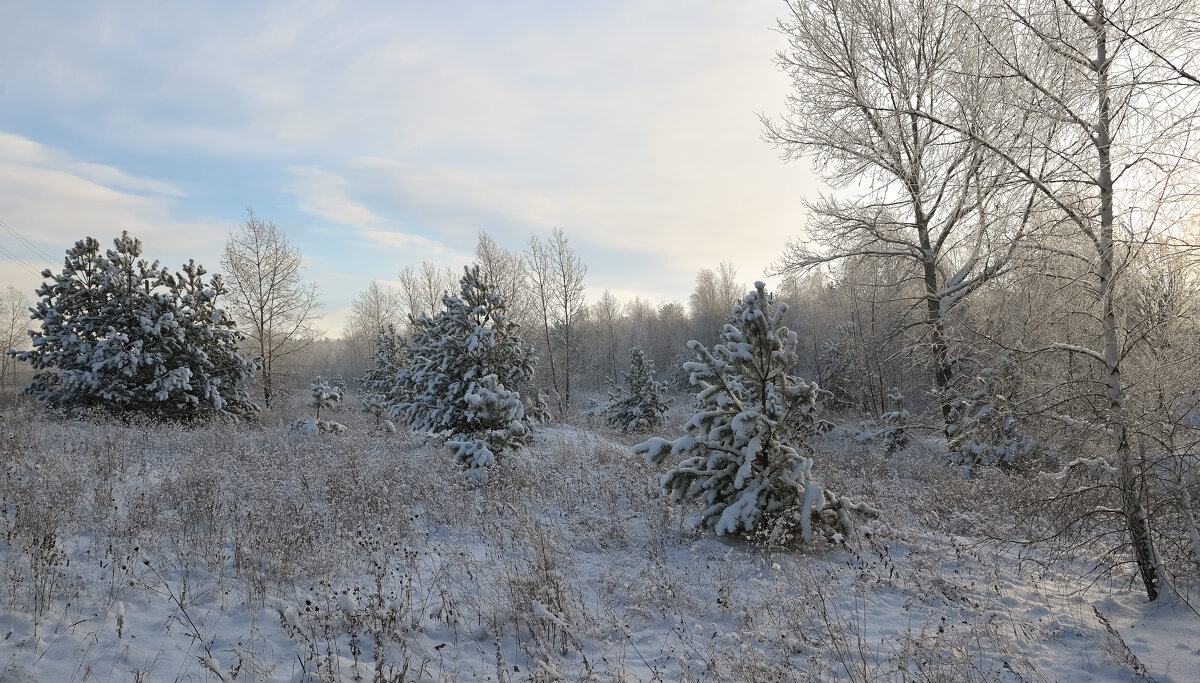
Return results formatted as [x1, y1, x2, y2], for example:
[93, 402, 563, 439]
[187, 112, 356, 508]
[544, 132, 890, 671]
[287, 375, 347, 435]
[879, 388, 909, 454]
[524, 391, 553, 426]
[946, 354, 1028, 471]
[359, 325, 405, 433]
[635, 282, 876, 544]
[598, 346, 669, 432]
[390, 266, 536, 469]
[308, 375, 342, 419]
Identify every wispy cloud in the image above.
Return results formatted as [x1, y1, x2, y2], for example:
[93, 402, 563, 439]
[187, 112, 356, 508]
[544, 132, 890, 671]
[286, 165, 384, 226]
[0, 1, 824, 311]
[0, 133, 231, 288]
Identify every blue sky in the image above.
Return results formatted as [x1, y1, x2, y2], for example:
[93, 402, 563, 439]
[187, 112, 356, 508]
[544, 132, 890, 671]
[0, 1, 820, 333]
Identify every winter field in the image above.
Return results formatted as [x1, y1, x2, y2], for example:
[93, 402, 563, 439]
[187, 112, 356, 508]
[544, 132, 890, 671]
[2, 398, 1197, 683]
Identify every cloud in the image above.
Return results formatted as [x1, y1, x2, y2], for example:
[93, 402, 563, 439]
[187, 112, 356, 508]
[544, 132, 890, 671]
[0, 133, 185, 197]
[358, 230, 445, 252]
[0, 1, 825, 308]
[0, 133, 230, 290]
[286, 165, 384, 226]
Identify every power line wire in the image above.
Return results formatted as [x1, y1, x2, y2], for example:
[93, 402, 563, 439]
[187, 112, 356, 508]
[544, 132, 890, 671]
[0, 243, 42, 278]
[0, 219, 56, 263]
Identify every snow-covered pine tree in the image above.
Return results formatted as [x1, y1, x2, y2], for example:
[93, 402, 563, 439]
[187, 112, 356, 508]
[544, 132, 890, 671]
[358, 324, 405, 429]
[879, 388, 909, 454]
[390, 265, 535, 468]
[635, 282, 876, 543]
[308, 375, 342, 419]
[288, 375, 347, 435]
[946, 354, 1028, 470]
[12, 232, 259, 421]
[598, 346, 668, 432]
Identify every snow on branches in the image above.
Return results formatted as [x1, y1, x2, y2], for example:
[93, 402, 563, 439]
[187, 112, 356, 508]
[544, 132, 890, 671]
[12, 232, 259, 422]
[635, 282, 876, 543]
[390, 266, 536, 469]
[596, 346, 668, 432]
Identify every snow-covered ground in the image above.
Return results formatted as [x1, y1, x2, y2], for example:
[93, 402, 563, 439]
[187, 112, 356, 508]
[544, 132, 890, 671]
[1, 406, 1197, 681]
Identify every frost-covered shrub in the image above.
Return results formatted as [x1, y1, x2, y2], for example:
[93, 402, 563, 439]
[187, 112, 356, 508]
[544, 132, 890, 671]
[390, 266, 535, 469]
[635, 282, 876, 543]
[524, 391, 553, 426]
[596, 346, 668, 432]
[817, 324, 861, 411]
[947, 355, 1029, 470]
[11, 232, 259, 422]
[286, 418, 348, 435]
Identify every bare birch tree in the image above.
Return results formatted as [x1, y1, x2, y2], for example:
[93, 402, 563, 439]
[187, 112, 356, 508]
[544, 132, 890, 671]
[474, 231, 532, 331]
[397, 260, 455, 323]
[0, 285, 30, 391]
[765, 0, 1043, 433]
[525, 228, 587, 417]
[345, 279, 402, 370]
[220, 209, 322, 408]
[899, 0, 1200, 601]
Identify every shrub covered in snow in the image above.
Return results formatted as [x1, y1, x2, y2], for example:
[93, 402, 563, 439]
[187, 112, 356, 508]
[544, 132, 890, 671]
[286, 417, 349, 435]
[596, 346, 669, 432]
[11, 232, 259, 422]
[635, 282, 876, 543]
[390, 265, 535, 469]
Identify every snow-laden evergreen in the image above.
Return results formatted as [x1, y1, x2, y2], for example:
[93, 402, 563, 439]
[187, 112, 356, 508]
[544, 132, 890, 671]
[390, 266, 535, 468]
[308, 375, 343, 419]
[287, 375, 348, 435]
[11, 232, 259, 421]
[597, 346, 668, 432]
[880, 388, 909, 454]
[635, 282, 875, 542]
[947, 354, 1028, 470]
[358, 324, 405, 431]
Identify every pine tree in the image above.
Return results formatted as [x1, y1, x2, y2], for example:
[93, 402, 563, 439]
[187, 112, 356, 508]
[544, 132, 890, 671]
[879, 388, 909, 454]
[308, 375, 342, 419]
[635, 282, 875, 542]
[391, 266, 535, 468]
[946, 354, 1028, 470]
[598, 346, 669, 432]
[287, 375, 348, 435]
[358, 324, 405, 419]
[11, 232, 259, 421]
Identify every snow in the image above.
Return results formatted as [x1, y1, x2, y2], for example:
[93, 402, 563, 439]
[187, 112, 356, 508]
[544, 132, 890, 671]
[0, 411, 1197, 682]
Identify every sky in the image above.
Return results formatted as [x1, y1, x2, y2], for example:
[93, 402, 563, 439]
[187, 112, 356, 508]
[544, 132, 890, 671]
[0, 1, 822, 335]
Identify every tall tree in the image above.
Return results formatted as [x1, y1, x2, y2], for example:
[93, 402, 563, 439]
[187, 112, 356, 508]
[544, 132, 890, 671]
[0, 285, 31, 390]
[397, 260, 455, 324]
[887, 0, 1200, 601]
[765, 0, 1040, 433]
[220, 209, 322, 408]
[593, 289, 624, 382]
[525, 228, 587, 417]
[344, 280, 402, 370]
[688, 262, 742, 345]
[474, 231, 532, 331]
[964, 0, 1199, 603]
